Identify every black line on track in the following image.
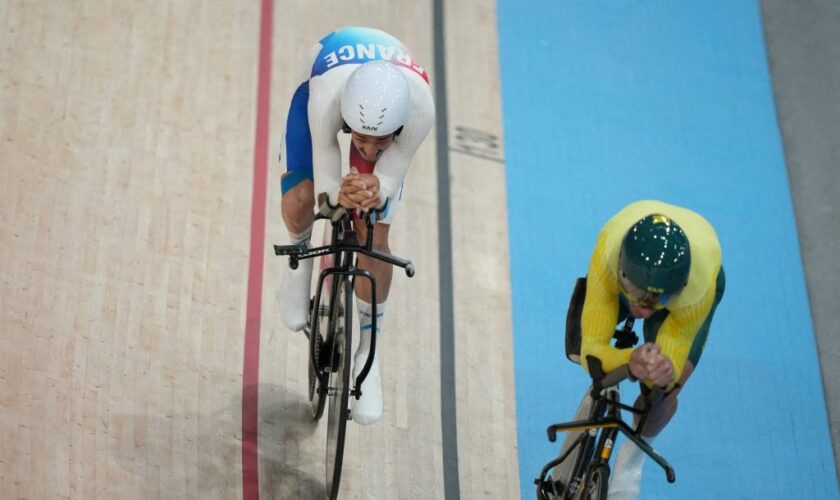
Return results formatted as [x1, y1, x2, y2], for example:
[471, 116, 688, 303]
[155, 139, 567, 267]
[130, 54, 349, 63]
[433, 1, 461, 498]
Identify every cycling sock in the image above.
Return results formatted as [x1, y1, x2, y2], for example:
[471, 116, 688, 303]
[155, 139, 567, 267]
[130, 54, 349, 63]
[289, 226, 312, 245]
[608, 437, 652, 500]
[356, 298, 384, 356]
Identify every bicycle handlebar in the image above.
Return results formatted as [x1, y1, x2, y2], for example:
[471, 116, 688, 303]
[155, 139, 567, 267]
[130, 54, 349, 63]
[587, 356, 667, 406]
[274, 208, 415, 277]
[596, 364, 632, 390]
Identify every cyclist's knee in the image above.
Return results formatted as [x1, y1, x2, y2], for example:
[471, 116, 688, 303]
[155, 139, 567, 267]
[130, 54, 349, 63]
[371, 223, 390, 251]
[281, 179, 314, 227]
[679, 360, 695, 385]
[281, 169, 313, 196]
[647, 396, 679, 438]
[355, 221, 390, 251]
[634, 390, 679, 438]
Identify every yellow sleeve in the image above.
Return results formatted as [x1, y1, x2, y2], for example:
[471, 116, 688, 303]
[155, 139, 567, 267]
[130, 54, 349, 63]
[655, 282, 716, 384]
[580, 231, 632, 375]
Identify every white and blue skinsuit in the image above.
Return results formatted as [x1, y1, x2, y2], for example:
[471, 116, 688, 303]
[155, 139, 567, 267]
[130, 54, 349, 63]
[280, 27, 435, 213]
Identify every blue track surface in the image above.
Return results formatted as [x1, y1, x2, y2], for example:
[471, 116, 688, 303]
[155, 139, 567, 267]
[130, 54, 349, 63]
[497, 2, 839, 498]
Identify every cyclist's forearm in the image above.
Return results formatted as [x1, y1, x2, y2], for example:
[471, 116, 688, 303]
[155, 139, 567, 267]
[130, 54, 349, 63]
[374, 85, 434, 200]
[581, 341, 633, 376]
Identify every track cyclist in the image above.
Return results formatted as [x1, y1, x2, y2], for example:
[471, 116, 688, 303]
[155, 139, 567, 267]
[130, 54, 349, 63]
[277, 27, 434, 425]
[563, 199, 725, 499]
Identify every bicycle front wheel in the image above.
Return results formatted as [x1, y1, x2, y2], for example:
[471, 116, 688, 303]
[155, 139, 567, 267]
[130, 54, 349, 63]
[324, 274, 352, 500]
[583, 464, 609, 500]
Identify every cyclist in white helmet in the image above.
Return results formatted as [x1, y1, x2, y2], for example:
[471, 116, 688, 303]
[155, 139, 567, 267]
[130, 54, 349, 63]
[278, 27, 435, 425]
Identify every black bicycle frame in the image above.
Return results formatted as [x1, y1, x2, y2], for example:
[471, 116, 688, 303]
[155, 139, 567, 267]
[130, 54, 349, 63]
[545, 357, 676, 484]
[275, 209, 414, 400]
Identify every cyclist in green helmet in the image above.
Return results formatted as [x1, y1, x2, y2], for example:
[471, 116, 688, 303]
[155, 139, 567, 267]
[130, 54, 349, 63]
[565, 200, 725, 499]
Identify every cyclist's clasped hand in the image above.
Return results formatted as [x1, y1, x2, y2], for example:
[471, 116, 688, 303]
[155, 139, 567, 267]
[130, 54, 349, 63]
[339, 167, 383, 213]
[628, 343, 675, 387]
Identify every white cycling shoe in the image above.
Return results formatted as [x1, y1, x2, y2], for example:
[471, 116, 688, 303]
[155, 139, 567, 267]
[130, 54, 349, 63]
[350, 351, 382, 425]
[278, 257, 313, 332]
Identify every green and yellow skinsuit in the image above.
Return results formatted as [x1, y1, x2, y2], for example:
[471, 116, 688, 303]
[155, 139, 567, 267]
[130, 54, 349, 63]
[580, 200, 724, 387]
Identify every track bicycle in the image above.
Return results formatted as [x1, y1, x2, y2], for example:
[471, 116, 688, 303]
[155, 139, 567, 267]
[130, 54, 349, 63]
[274, 207, 415, 500]
[534, 278, 676, 500]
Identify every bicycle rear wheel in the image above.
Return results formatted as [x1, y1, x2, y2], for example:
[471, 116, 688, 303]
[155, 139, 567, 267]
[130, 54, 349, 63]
[309, 295, 330, 419]
[324, 274, 352, 500]
[310, 221, 338, 420]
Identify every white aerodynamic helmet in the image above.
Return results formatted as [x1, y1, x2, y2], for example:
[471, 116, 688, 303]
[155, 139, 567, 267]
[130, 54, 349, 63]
[341, 61, 410, 137]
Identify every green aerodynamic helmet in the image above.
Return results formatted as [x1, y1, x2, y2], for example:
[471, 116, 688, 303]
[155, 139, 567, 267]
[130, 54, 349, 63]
[619, 214, 691, 296]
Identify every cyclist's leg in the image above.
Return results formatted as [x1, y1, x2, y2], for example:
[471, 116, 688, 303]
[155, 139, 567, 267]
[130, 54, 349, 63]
[686, 267, 726, 369]
[635, 266, 726, 437]
[349, 188, 402, 425]
[353, 183, 402, 304]
[350, 284, 385, 425]
[551, 388, 595, 489]
[609, 368, 691, 500]
[280, 79, 316, 237]
[278, 133, 316, 332]
[354, 221, 394, 303]
[551, 280, 623, 490]
[610, 268, 726, 499]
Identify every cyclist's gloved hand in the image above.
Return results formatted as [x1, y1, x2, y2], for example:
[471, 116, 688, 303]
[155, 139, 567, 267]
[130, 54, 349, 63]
[629, 343, 674, 387]
[339, 168, 385, 213]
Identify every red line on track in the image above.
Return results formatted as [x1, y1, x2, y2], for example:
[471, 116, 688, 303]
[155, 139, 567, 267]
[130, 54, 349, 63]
[243, 0, 273, 498]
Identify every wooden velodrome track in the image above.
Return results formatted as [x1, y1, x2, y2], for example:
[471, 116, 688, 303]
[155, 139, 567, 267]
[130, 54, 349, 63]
[1, 1, 516, 499]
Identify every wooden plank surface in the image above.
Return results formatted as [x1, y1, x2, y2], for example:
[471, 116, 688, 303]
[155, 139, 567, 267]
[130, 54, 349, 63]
[444, 2, 519, 498]
[1, 2, 260, 498]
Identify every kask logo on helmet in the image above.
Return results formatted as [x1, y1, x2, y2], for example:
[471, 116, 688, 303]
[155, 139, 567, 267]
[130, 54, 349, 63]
[650, 214, 671, 225]
[357, 102, 388, 132]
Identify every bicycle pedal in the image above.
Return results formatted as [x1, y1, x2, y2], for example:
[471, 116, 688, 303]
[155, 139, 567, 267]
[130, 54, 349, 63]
[535, 478, 563, 498]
